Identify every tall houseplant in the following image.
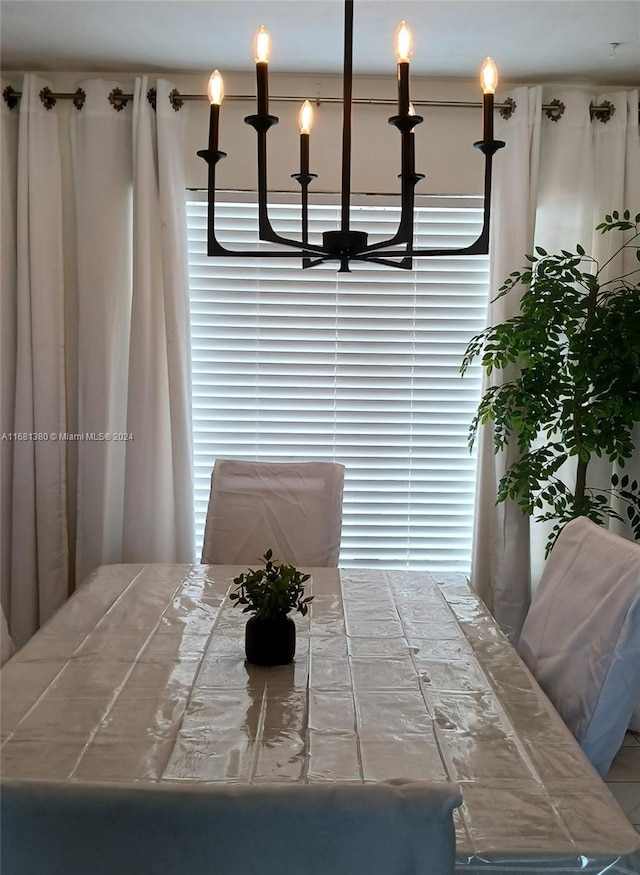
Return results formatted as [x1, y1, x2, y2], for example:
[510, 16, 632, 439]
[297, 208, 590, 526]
[462, 211, 640, 554]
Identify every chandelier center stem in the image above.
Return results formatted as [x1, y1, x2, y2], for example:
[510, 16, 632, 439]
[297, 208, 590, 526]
[340, 0, 354, 233]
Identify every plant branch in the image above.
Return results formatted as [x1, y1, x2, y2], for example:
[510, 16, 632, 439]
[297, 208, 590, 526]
[596, 228, 640, 276]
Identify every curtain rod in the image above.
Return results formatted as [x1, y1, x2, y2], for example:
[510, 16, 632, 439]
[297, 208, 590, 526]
[2, 84, 632, 123]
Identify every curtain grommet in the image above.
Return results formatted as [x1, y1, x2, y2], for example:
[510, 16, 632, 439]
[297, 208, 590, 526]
[590, 99, 615, 123]
[169, 88, 183, 112]
[39, 87, 56, 110]
[499, 97, 516, 120]
[73, 88, 86, 111]
[108, 87, 129, 112]
[3, 85, 19, 110]
[544, 99, 565, 122]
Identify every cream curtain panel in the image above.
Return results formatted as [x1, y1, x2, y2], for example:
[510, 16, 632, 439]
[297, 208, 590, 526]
[473, 86, 640, 641]
[1, 75, 194, 649]
[1, 74, 69, 649]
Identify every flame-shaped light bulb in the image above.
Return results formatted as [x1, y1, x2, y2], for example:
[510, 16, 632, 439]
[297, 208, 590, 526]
[254, 25, 271, 64]
[298, 100, 313, 134]
[394, 21, 414, 63]
[480, 57, 498, 94]
[207, 70, 224, 105]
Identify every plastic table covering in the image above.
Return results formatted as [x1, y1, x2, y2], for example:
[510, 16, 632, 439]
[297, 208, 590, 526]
[2, 564, 639, 875]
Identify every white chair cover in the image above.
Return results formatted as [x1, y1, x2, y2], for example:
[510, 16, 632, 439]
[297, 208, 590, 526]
[517, 517, 640, 776]
[1, 779, 462, 875]
[201, 459, 345, 567]
[630, 701, 640, 732]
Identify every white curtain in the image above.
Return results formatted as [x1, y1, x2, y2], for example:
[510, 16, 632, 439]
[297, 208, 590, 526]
[2, 75, 194, 649]
[472, 87, 640, 640]
[0, 75, 69, 648]
[70, 77, 194, 581]
[1, 79, 19, 630]
[471, 86, 543, 641]
[1, 79, 19, 661]
[122, 78, 194, 563]
[70, 79, 133, 582]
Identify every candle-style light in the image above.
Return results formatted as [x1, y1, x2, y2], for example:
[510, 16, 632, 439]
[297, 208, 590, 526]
[480, 56, 498, 143]
[292, 99, 317, 254]
[298, 99, 313, 175]
[394, 20, 413, 116]
[254, 25, 271, 117]
[207, 70, 224, 153]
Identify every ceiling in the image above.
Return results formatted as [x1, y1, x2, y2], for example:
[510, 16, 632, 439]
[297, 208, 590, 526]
[1, 0, 639, 85]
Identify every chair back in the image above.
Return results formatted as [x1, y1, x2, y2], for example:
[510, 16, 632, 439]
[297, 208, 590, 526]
[1, 778, 462, 875]
[201, 459, 345, 567]
[517, 516, 640, 776]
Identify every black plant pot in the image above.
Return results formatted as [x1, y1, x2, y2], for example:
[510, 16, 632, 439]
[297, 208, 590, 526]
[245, 615, 296, 666]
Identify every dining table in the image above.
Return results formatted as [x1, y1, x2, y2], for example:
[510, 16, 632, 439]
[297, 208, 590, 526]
[1, 563, 639, 874]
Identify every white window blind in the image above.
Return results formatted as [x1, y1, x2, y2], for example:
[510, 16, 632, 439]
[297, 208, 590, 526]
[187, 195, 488, 570]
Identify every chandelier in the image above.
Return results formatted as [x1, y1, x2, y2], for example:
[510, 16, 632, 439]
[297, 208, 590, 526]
[198, 0, 505, 272]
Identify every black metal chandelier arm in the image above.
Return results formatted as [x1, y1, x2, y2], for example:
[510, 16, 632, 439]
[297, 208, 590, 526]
[364, 112, 426, 252]
[350, 253, 414, 269]
[298, 181, 319, 270]
[359, 202, 494, 258]
[198, 145, 227, 257]
[466, 141, 502, 251]
[206, 247, 328, 258]
[361, 176, 423, 255]
[372, 139, 505, 260]
[199, 140, 318, 257]
[252, 211, 327, 254]
[360, 214, 492, 259]
[302, 254, 334, 269]
[359, 203, 416, 256]
[352, 242, 483, 260]
[205, 200, 328, 258]
[200, 142, 326, 259]
[298, 251, 413, 269]
[244, 117, 327, 255]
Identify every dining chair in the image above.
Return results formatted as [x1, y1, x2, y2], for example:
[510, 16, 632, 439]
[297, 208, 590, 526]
[1, 778, 462, 875]
[517, 516, 640, 776]
[201, 458, 345, 567]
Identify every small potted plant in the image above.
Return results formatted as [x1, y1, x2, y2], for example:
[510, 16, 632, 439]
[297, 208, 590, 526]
[229, 549, 313, 665]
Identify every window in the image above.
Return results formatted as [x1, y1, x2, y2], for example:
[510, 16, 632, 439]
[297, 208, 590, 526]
[187, 194, 488, 570]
